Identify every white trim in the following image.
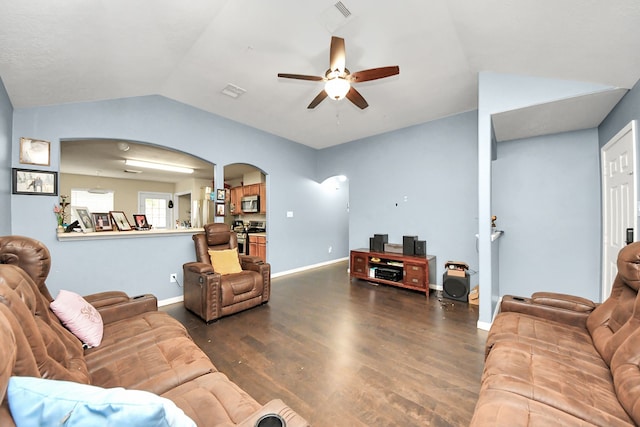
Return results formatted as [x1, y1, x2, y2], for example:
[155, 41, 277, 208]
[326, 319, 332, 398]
[476, 321, 491, 331]
[271, 257, 349, 278]
[158, 295, 184, 307]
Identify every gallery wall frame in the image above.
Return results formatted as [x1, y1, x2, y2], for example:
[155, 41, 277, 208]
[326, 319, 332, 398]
[19, 137, 51, 166]
[12, 168, 58, 196]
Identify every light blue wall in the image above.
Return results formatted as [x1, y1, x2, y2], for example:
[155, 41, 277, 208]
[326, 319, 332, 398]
[599, 79, 640, 146]
[10, 95, 347, 299]
[493, 129, 601, 300]
[0, 78, 12, 236]
[318, 111, 480, 282]
[478, 72, 615, 325]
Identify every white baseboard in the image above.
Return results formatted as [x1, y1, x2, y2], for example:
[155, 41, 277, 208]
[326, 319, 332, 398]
[476, 295, 503, 331]
[158, 295, 183, 307]
[271, 257, 349, 278]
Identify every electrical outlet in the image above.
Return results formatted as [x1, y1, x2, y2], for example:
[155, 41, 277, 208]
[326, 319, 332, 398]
[170, 273, 177, 283]
[328, 246, 332, 253]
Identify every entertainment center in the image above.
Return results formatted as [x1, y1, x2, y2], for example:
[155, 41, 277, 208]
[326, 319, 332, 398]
[350, 248, 436, 299]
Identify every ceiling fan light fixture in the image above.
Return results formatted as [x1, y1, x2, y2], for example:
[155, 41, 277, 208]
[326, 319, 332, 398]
[124, 159, 194, 174]
[325, 77, 350, 100]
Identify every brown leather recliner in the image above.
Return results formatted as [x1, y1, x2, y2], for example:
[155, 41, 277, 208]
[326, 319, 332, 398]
[183, 223, 270, 322]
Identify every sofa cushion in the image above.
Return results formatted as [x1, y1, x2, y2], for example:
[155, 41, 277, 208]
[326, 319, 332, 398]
[7, 376, 196, 427]
[208, 249, 242, 275]
[482, 341, 634, 426]
[50, 290, 103, 347]
[161, 372, 261, 426]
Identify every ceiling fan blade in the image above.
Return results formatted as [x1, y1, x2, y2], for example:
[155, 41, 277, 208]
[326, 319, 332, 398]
[346, 87, 368, 109]
[307, 90, 328, 109]
[277, 73, 324, 81]
[329, 36, 346, 72]
[350, 66, 400, 83]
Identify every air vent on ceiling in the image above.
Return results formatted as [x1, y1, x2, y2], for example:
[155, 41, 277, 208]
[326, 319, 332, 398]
[334, 1, 351, 18]
[320, 1, 354, 33]
[221, 83, 246, 99]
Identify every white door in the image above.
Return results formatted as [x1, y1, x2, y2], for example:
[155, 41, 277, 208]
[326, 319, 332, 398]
[138, 192, 173, 229]
[602, 121, 638, 301]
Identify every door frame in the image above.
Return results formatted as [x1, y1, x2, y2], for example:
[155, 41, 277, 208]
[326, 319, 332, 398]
[601, 120, 638, 301]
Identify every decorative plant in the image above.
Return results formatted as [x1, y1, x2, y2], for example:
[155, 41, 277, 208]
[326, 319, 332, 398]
[54, 195, 69, 227]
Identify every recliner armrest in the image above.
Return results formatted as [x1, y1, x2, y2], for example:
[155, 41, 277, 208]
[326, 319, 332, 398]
[531, 292, 596, 312]
[183, 261, 214, 275]
[83, 291, 130, 308]
[94, 294, 158, 325]
[501, 293, 596, 328]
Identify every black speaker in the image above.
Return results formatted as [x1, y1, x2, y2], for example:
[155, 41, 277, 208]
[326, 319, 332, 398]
[443, 271, 470, 302]
[371, 234, 388, 252]
[414, 240, 426, 256]
[403, 235, 417, 255]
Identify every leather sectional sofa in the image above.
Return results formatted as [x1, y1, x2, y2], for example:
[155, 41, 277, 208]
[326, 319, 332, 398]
[471, 241, 640, 426]
[0, 235, 308, 426]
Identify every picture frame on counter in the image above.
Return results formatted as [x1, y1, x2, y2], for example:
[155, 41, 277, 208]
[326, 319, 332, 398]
[109, 211, 133, 231]
[72, 206, 95, 233]
[12, 168, 57, 196]
[215, 203, 225, 217]
[92, 212, 113, 232]
[19, 137, 50, 166]
[133, 214, 150, 230]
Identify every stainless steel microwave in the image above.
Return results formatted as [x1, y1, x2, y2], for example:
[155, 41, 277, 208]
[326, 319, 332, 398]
[241, 195, 260, 213]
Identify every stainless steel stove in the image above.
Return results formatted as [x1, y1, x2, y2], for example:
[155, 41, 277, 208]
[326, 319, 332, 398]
[233, 221, 266, 256]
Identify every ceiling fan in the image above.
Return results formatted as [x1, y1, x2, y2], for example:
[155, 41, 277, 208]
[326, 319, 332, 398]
[277, 36, 399, 110]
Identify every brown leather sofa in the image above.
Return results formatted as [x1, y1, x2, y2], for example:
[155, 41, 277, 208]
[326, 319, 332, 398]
[183, 223, 270, 322]
[471, 241, 640, 426]
[0, 235, 307, 427]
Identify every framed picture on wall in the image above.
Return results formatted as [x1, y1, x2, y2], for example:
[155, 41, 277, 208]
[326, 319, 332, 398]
[92, 212, 112, 232]
[19, 137, 51, 166]
[216, 189, 226, 201]
[215, 203, 225, 217]
[109, 211, 133, 231]
[12, 168, 57, 196]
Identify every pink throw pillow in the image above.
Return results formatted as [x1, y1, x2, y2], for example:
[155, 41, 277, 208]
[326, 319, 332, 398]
[50, 290, 103, 347]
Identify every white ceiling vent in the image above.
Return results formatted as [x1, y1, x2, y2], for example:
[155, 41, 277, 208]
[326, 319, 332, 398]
[320, 1, 354, 33]
[221, 83, 246, 99]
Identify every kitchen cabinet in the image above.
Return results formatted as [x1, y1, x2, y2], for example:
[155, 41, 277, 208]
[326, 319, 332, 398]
[229, 183, 266, 215]
[259, 183, 266, 214]
[249, 234, 266, 262]
[230, 186, 243, 214]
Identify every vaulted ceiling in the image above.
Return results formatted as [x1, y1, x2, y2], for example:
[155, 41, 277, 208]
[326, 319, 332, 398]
[2, 0, 640, 150]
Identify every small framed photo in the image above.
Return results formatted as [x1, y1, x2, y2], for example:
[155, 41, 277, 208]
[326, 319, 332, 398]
[215, 202, 225, 217]
[19, 137, 51, 166]
[92, 212, 113, 232]
[72, 206, 94, 232]
[109, 211, 133, 231]
[216, 188, 226, 201]
[12, 168, 57, 196]
[133, 214, 151, 230]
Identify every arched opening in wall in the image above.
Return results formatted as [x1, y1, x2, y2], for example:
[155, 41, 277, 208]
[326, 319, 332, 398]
[321, 175, 350, 259]
[224, 163, 267, 261]
[60, 138, 214, 229]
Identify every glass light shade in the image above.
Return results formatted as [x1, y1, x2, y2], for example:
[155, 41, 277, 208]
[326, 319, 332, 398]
[324, 78, 350, 100]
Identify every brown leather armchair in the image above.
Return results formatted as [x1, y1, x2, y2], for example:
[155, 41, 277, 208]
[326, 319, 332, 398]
[183, 223, 270, 322]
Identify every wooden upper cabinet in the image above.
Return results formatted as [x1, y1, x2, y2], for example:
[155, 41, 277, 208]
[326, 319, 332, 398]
[229, 182, 266, 214]
[259, 183, 266, 213]
[230, 186, 243, 214]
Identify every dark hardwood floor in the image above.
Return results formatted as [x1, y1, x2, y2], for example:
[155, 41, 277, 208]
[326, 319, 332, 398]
[161, 260, 487, 426]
